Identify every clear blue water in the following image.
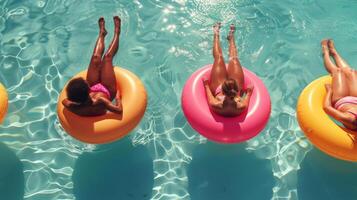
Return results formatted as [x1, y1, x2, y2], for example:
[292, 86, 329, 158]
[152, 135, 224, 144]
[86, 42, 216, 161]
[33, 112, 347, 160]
[1, 0, 357, 199]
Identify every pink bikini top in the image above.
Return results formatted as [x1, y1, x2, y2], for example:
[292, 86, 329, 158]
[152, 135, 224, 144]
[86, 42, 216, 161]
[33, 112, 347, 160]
[334, 96, 357, 118]
[90, 83, 111, 99]
[215, 85, 225, 101]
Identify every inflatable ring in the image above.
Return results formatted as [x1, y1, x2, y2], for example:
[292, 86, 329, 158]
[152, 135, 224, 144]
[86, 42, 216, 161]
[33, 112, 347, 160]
[57, 66, 147, 144]
[181, 64, 271, 143]
[0, 83, 8, 123]
[297, 76, 357, 161]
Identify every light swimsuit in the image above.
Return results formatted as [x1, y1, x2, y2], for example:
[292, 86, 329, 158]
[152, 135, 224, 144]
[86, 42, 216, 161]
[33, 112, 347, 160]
[215, 84, 225, 101]
[334, 96, 357, 118]
[90, 83, 111, 99]
[215, 84, 222, 96]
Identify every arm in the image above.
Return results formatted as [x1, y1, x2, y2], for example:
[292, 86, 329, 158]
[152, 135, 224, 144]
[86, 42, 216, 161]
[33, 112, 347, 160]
[62, 98, 80, 108]
[115, 92, 123, 110]
[239, 85, 254, 109]
[97, 96, 123, 114]
[203, 79, 222, 108]
[323, 84, 355, 124]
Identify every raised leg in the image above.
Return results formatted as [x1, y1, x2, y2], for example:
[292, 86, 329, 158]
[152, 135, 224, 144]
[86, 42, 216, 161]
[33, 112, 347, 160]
[328, 40, 351, 70]
[331, 69, 349, 104]
[226, 24, 244, 90]
[209, 22, 227, 93]
[86, 17, 107, 86]
[321, 39, 338, 74]
[345, 70, 357, 97]
[101, 16, 121, 100]
[328, 40, 357, 97]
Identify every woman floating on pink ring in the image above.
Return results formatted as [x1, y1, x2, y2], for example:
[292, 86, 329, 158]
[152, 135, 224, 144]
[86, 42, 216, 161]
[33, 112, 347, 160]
[203, 23, 253, 117]
[181, 22, 270, 143]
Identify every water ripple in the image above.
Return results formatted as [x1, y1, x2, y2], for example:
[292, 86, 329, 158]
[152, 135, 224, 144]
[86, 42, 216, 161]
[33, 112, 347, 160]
[1, 0, 357, 199]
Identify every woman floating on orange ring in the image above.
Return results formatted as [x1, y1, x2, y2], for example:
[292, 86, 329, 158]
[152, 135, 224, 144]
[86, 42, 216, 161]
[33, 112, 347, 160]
[62, 16, 123, 116]
[58, 16, 147, 144]
[321, 39, 357, 131]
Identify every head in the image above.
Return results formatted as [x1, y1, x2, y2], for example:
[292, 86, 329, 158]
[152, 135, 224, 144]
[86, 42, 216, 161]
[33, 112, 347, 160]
[222, 78, 239, 98]
[66, 77, 90, 103]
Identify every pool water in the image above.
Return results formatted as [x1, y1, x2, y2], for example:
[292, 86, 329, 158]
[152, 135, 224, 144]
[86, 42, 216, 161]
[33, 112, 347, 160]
[1, 0, 357, 199]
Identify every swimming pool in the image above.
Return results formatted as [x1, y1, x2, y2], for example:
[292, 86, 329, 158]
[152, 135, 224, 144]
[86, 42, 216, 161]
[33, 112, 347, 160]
[1, 0, 357, 199]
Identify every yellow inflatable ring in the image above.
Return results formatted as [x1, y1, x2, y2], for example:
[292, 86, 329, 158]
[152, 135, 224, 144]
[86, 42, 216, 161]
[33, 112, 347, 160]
[0, 83, 8, 123]
[57, 66, 147, 144]
[297, 76, 357, 161]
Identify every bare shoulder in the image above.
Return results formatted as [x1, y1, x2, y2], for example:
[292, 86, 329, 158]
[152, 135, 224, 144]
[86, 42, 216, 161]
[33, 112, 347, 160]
[62, 98, 79, 108]
[236, 102, 246, 110]
[211, 101, 223, 109]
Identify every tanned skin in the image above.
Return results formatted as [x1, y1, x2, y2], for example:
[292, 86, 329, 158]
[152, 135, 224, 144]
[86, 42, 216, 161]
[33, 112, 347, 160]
[62, 16, 123, 116]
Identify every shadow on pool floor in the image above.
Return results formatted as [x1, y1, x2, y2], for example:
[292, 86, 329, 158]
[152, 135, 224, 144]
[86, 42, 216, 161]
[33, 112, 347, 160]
[187, 142, 274, 200]
[0, 142, 24, 200]
[73, 137, 154, 200]
[298, 148, 357, 200]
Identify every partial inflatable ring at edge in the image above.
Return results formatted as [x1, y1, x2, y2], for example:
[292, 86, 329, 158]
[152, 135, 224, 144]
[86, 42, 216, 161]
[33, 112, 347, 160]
[181, 64, 271, 143]
[57, 66, 147, 144]
[0, 83, 8, 123]
[297, 76, 357, 162]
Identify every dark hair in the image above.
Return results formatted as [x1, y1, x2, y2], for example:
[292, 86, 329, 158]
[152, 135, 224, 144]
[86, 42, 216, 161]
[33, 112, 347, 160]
[222, 78, 239, 98]
[66, 78, 90, 103]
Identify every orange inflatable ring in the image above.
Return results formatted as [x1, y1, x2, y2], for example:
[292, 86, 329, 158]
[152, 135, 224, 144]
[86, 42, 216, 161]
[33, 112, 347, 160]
[297, 76, 357, 162]
[57, 66, 147, 144]
[0, 82, 8, 123]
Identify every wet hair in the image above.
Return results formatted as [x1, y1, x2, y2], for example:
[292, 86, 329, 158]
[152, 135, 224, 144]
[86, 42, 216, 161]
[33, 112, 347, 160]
[66, 78, 90, 103]
[222, 78, 239, 98]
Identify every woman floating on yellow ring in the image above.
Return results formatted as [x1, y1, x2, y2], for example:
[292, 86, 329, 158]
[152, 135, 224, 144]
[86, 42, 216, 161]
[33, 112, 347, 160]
[0, 82, 8, 123]
[297, 39, 357, 162]
[321, 39, 357, 131]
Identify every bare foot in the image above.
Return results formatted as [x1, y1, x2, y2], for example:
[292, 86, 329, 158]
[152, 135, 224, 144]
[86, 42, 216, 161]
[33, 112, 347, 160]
[321, 39, 329, 55]
[227, 24, 236, 41]
[98, 17, 107, 36]
[113, 16, 121, 33]
[328, 39, 337, 56]
[213, 22, 221, 34]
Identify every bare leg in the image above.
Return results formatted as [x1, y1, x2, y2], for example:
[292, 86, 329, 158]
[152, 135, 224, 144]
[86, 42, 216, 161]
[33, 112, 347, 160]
[226, 24, 244, 90]
[326, 40, 356, 98]
[101, 16, 121, 100]
[321, 39, 338, 74]
[87, 17, 107, 86]
[209, 22, 227, 93]
[328, 40, 351, 69]
[348, 71, 357, 96]
[331, 69, 349, 104]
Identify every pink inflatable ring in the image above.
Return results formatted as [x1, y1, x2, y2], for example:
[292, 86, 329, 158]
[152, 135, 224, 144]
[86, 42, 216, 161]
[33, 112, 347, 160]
[181, 64, 271, 143]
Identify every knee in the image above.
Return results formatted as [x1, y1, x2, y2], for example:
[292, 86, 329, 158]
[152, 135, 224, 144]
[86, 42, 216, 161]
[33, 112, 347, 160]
[230, 58, 239, 64]
[91, 55, 102, 65]
[333, 68, 342, 74]
[103, 54, 113, 61]
[342, 67, 353, 75]
[214, 55, 224, 62]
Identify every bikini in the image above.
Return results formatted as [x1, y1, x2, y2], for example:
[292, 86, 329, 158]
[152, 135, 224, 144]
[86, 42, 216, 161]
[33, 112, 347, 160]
[334, 96, 357, 118]
[215, 84, 225, 101]
[90, 83, 111, 99]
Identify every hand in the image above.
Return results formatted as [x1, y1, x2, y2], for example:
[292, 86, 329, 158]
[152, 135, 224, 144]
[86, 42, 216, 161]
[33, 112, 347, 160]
[202, 78, 210, 86]
[325, 84, 331, 91]
[246, 84, 254, 93]
[116, 92, 122, 100]
[92, 98, 100, 105]
[115, 92, 123, 108]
